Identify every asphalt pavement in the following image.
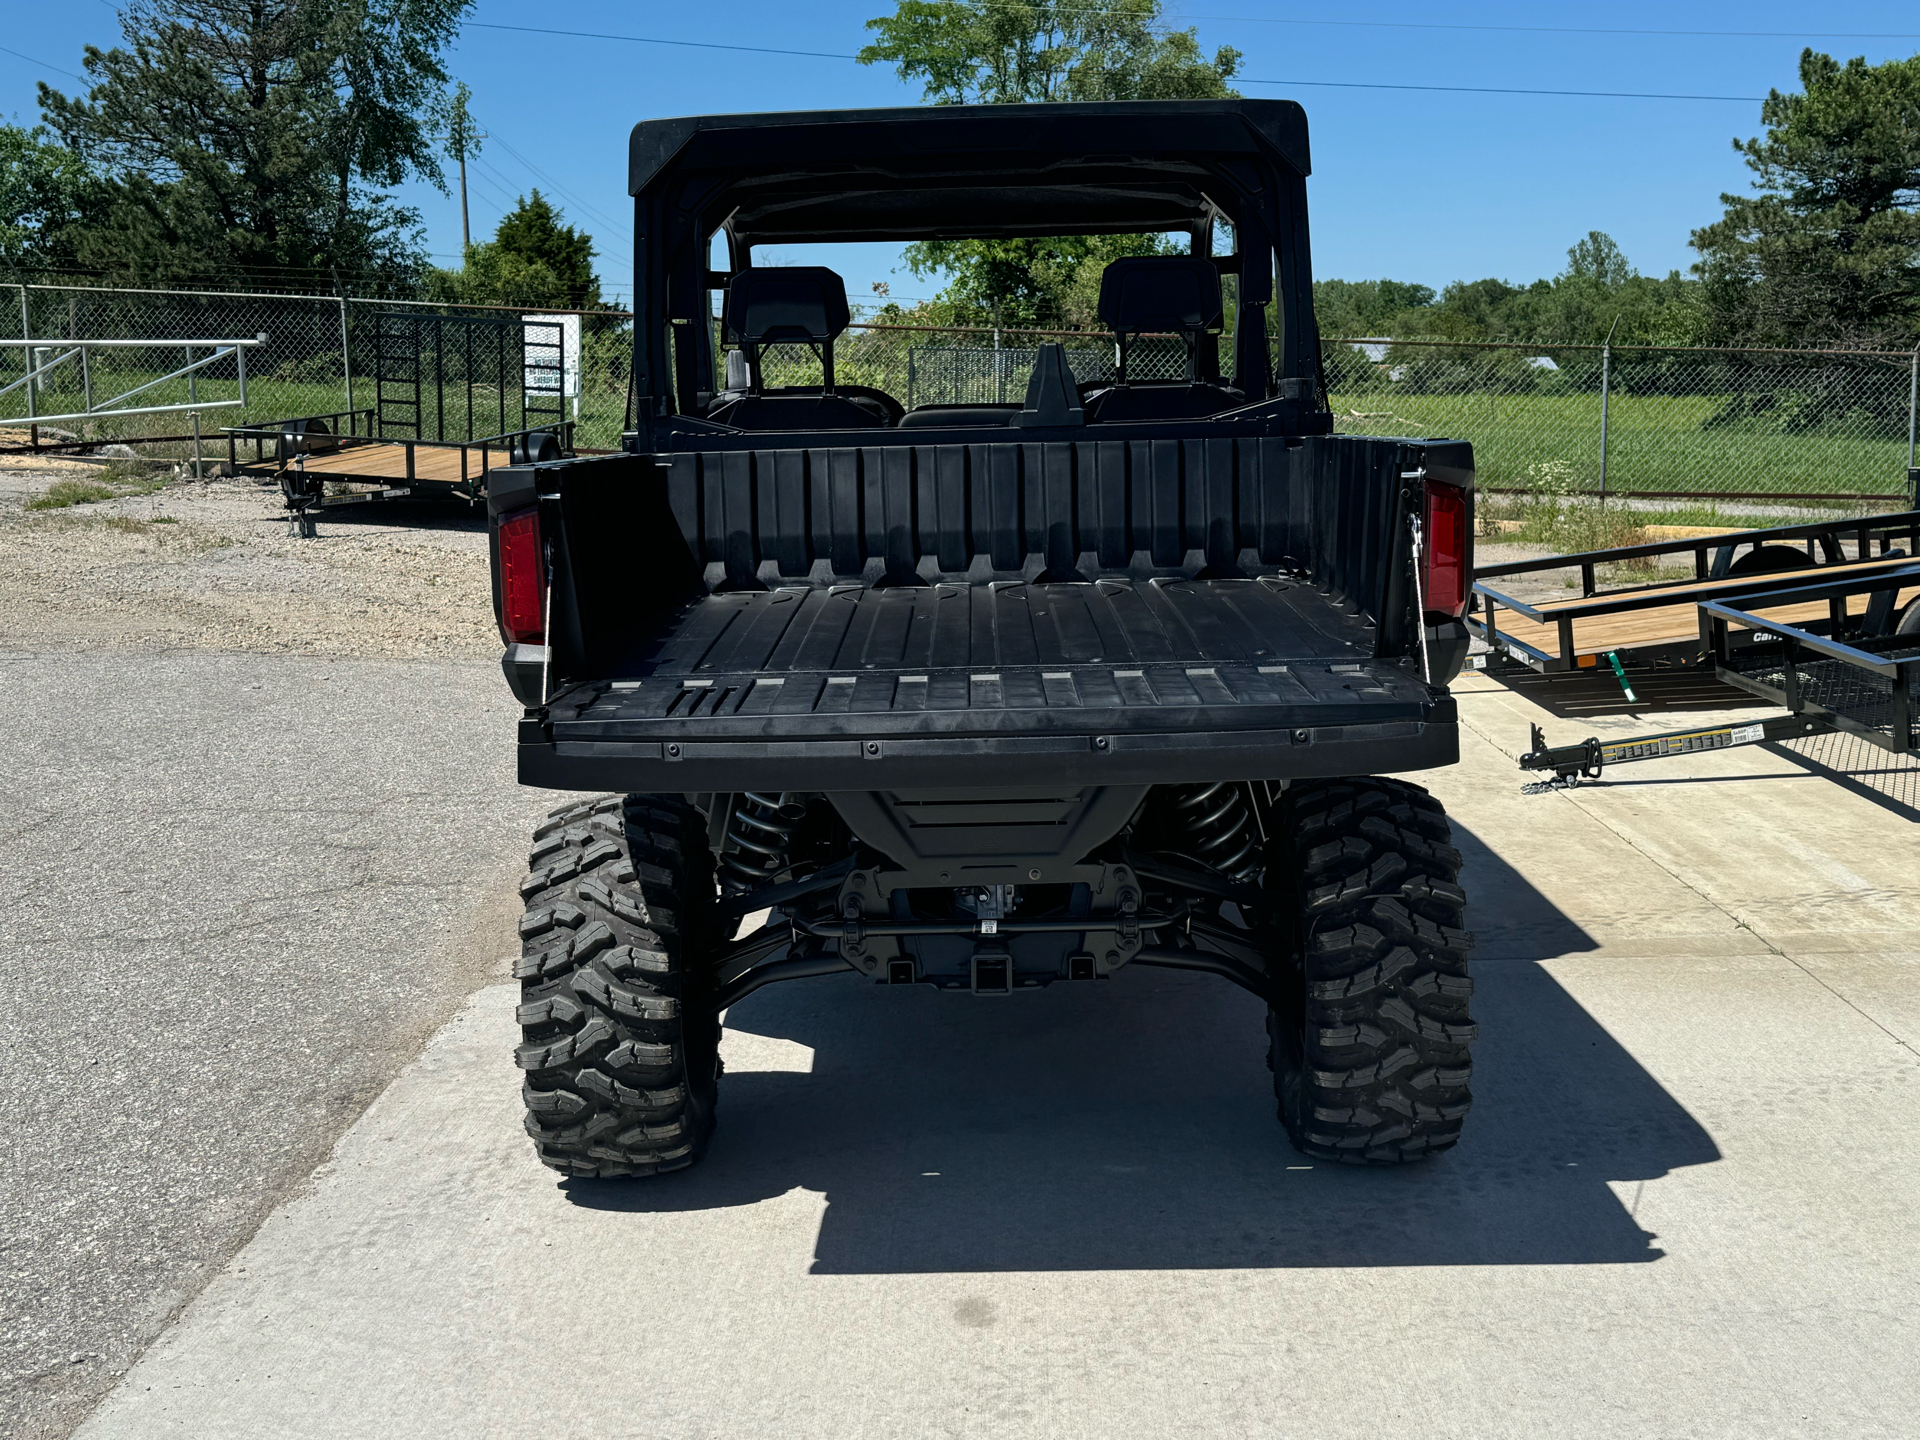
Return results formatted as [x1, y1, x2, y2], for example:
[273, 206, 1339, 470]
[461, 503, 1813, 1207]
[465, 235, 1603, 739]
[0, 651, 560, 1439]
[64, 674, 1919, 1440]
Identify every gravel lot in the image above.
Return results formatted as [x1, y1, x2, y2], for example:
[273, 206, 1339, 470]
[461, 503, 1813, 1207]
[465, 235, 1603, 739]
[0, 462, 558, 1438]
[0, 459, 497, 659]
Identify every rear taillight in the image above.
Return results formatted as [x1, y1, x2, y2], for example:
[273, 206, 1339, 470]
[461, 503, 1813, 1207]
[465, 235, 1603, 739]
[496, 507, 545, 644]
[1422, 481, 1469, 619]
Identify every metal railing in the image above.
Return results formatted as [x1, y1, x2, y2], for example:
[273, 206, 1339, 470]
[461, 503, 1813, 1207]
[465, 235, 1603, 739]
[1, 335, 266, 427]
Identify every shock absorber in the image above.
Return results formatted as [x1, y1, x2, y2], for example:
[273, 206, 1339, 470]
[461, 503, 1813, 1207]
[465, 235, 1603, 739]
[718, 792, 807, 893]
[1163, 781, 1262, 883]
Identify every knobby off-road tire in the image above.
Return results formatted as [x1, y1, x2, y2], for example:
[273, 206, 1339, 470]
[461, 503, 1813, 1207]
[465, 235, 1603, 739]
[514, 794, 721, 1178]
[1266, 777, 1476, 1163]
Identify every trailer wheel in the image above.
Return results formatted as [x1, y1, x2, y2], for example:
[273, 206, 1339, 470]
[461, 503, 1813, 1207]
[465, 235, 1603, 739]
[1725, 545, 1818, 578]
[514, 793, 721, 1179]
[1266, 778, 1476, 1164]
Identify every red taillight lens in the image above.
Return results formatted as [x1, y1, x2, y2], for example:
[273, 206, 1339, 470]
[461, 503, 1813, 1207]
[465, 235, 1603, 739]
[1422, 481, 1469, 619]
[496, 508, 545, 644]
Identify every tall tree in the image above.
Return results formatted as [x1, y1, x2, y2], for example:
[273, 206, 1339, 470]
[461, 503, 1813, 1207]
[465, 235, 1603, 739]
[445, 80, 481, 251]
[859, 0, 1240, 104]
[859, 0, 1240, 327]
[0, 124, 108, 272]
[424, 190, 602, 309]
[1690, 49, 1919, 348]
[39, 0, 469, 289]
[1312, 232, 1707, 346]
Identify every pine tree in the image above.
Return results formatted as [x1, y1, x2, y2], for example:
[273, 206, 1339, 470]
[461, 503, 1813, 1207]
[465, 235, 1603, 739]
[1690, 49, 1919, 348]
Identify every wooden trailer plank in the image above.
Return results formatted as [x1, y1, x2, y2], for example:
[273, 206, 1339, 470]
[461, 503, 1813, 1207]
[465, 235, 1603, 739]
[1488, 582, 1917, 662]
[270, 442, 507, 486]
[1518, 556, 1903, 615]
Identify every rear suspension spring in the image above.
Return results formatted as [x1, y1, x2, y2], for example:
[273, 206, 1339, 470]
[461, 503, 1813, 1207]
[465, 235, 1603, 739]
[1164, 781, 1263, 883]
[718, 792, 807, 893]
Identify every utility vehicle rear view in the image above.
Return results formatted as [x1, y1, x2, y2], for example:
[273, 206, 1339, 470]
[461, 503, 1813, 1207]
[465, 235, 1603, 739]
[491, 100, 1478, 1178]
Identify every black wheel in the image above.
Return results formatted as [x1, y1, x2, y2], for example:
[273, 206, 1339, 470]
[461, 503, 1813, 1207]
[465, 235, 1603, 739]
[1896, 599, 1918, 636]
[1726, 544, 1818, 578]
[1265, 778, 1476, 1164]
[512, 430, 562, 464]
[513, 793, 721, 1178]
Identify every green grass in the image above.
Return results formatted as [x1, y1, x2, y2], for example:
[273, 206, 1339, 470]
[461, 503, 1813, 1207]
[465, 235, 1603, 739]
[26, 479, 116, 510]
[1330, 387, 1909, 502]
[1475, 492, 1818, 559]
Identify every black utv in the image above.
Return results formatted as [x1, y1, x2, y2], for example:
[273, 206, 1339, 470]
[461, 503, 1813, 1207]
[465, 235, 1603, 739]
[491, 100, 1477, 1178]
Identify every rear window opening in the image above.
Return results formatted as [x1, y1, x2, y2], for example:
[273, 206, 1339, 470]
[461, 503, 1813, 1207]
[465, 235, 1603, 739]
[692, 228, 1267, 431]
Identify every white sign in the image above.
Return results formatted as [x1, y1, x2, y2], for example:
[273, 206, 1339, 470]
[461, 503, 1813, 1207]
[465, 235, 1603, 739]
[523, 313, 581, 399]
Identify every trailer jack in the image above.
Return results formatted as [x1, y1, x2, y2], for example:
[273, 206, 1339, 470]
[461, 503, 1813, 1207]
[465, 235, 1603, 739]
[1520, 715, 1825, 787]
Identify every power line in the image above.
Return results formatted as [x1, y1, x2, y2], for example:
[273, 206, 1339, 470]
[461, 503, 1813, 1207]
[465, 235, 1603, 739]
[466, 21, 857, 62]
[1217, 15, 1914, 40]
[462, 21, 1771, 102]
[979, 1, 1915, 41]
[1238, 76, 1766, 103]
[0, 43, 88, 83]
[465, 151, 631, 255]
[473, 120, 634, 244]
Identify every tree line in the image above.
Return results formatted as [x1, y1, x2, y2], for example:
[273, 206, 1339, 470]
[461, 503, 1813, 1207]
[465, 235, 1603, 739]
[1314, 51, 1918, 351]
[0, 0, 1914, 347]
[0, 0, 602, 307]
[861, 8, 1917, 352]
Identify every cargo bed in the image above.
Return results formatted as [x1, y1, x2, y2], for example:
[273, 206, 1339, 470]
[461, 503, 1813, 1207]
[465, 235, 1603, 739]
[531, 576, 1447, 789]
[509, 434, 1469, 791]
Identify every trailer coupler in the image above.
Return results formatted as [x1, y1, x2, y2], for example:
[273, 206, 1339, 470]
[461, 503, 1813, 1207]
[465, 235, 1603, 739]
[1520, 714, 1826, 787]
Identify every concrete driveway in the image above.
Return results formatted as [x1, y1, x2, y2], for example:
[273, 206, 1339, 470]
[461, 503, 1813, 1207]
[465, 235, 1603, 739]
[69, 674, 1918, 1440]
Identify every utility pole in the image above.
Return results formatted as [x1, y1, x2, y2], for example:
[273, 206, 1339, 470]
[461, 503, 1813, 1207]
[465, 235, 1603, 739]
[447, 83, 483, 255]
[1597, 313, 1620, 508]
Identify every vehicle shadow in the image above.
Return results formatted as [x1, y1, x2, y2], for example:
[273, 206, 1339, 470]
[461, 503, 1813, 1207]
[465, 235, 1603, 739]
[563, 825, 1721, 1270]
[1488, 663, 1772, 720]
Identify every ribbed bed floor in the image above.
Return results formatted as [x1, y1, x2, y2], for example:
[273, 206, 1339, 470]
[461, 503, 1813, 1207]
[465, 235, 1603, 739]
[555, 576, 1432, 734]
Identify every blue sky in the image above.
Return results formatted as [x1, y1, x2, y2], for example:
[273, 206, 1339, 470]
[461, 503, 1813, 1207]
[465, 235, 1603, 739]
[4, 1, 1914, 309]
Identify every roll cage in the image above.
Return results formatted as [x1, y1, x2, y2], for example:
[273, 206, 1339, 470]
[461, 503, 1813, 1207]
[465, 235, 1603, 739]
[624, 100, 1329, 445]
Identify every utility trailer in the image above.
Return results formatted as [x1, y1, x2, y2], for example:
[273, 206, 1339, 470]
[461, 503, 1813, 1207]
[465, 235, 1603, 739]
[490, 100, 1482, 1179]
[1521, 563, 1918, 784]
[225, 311, 580, 530]
[1469, 511, 1918, 679]
[225, 409, 575, 533]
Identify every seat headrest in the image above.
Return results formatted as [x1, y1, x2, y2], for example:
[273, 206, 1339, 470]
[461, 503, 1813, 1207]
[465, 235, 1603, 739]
[1097, 256, 1223, 334]
[724, 267, 850, 345]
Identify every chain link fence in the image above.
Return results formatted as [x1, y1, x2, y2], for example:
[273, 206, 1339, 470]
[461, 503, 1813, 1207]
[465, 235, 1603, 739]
[4, 281, 1914, 510]
[1323, 338, 1918, 508]
[779, 325, 1191, 403]
[0, 281, 633, 452]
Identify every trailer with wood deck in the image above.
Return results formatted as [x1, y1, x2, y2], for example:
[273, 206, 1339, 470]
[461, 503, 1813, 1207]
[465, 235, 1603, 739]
[224, 407, 575, 531]
[223, 308, 585, 531]
[1474, 517, 1920, 787]
[1469, 511, 1917, 680]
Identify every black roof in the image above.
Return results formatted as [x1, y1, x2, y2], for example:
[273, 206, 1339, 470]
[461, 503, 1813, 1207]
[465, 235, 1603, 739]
[627, 100, 1310, 245]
